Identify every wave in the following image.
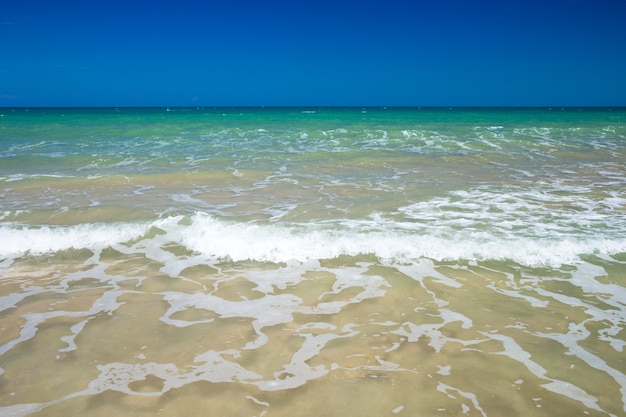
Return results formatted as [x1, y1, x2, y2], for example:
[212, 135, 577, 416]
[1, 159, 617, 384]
[1, 213, 624, 267]
[0, 222, 150, 258]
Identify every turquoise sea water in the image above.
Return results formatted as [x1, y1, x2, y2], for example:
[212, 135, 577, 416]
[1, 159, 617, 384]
[1, 107, 625, 416]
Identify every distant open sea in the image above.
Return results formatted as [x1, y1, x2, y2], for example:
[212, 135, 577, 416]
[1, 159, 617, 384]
[1, 107, 625, 416]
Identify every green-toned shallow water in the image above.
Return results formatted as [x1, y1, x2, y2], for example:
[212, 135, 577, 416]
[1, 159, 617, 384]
[1, 107, 625, 416]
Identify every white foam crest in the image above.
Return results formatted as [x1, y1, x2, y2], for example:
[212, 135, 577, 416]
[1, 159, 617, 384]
[0, 222, 150, 258]
[2, 212, 624, 267]
[174, 213, 624, 267]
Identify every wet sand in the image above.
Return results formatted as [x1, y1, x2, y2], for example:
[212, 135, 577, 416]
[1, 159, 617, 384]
[1, 250, 625, 416]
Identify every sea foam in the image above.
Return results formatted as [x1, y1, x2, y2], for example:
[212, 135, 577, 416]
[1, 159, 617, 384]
[174, 213, 625, 267]
[0, 222, 150, 258]
[1, 213, 624, 268]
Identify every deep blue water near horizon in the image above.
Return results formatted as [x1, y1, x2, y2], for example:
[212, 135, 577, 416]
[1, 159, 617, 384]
[1, 106, 625, 416]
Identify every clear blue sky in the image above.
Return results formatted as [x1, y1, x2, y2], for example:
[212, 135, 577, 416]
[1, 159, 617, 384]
[1, 0, 625, 107]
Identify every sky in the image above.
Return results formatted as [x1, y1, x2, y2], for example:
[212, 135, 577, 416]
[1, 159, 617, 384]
[1, 0, 625, 107]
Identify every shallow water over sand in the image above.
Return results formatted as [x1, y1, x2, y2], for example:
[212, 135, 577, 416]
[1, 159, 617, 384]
[1, 107, 625, 416]
[2, 248, 625, 416]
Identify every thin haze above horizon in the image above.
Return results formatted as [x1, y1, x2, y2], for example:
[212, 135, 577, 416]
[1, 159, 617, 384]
[1, 0, 625, 107]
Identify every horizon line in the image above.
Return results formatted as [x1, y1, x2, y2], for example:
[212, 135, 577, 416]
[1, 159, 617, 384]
[2, 105, 626, 110]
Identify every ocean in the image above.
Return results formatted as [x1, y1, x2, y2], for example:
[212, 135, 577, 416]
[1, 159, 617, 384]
[1, 107, 625, 416]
